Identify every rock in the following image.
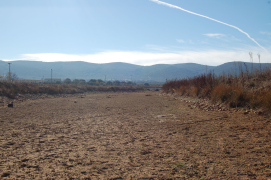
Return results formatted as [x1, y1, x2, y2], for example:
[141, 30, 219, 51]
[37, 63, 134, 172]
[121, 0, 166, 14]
[8, 102, 13, 108]
[257, 111, 263, 115]
[244, 111, 250, 115]
[1, 172, 10, 177]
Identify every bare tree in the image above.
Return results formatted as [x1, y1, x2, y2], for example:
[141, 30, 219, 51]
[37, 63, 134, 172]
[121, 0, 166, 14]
[6, 72, 18, 81]
[257, 53, 261, 72]
[249, 51, 253, 72]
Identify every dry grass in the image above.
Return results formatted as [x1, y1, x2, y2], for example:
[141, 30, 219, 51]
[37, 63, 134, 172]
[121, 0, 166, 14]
[162, 65, 271, 112]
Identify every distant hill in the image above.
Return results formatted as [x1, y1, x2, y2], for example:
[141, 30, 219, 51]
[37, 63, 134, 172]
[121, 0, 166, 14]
[0, 60, 270, 82]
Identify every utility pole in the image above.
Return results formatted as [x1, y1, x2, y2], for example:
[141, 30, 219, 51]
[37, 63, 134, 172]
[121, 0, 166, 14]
[8, 63, 12, 81]
[51, 69, 53, 83]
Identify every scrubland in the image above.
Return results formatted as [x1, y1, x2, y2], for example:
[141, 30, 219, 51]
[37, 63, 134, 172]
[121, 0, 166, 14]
[162, 65, 271, 114]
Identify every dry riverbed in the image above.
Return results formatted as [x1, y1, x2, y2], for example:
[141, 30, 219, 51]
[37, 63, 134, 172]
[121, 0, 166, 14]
[0, 92, 271, 179]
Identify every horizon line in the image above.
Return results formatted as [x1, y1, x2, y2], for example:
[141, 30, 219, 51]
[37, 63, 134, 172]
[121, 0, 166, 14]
[1, 59, 269, 67]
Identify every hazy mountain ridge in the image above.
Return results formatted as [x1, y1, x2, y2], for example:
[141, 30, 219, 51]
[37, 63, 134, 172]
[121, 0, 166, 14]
[0, 60, 269, 82]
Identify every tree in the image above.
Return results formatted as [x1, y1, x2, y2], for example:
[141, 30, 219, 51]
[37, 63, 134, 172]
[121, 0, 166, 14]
[6, 72, 11, 81]
[64, 78, 72, 84]
[6, 72, 18, 81]
[144, 83, 150, 86]
[11, 73, 18, 80]
[106, 81, 113, 86]
[79, 79, 86, 84]
[97, 79, 104, 86]
[113, 80, 120, 86]
[72, 79, 79, 84]
[98, 79, 104, 83]
[87, 79, 96, 85]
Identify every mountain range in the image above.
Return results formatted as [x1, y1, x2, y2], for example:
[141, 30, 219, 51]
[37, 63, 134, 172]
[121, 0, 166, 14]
[0, 60, 270, 82]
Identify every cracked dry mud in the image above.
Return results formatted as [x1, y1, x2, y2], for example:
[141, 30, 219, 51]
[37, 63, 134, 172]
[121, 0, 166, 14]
[0, 92, 271, 179]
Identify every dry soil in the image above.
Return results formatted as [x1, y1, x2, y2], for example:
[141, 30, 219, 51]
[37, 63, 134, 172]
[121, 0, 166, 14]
[0, 92, 271, 179]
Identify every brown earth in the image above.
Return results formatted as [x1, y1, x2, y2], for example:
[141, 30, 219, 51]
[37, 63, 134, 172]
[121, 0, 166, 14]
[0, 92, 271, 179]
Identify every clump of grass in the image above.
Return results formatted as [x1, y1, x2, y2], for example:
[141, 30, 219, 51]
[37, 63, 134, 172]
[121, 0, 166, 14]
[211, 84, 247, 107]
[261, 88, 271, 110]
[211, 84, 232, 103]
[190, 86, 199, 97]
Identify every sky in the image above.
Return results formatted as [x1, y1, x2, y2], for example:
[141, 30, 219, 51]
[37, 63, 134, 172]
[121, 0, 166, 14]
[1, 0, 271, 66]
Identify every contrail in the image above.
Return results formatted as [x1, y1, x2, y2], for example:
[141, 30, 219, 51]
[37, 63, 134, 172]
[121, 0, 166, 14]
[150, 0, 268, 52]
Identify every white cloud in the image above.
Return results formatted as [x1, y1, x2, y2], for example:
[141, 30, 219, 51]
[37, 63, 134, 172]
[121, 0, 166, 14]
[260, 31, 271, 35]
[145, 45, 170, 52]
[204, 33, 225, 38]
[3, 48, 270, 66]
[201, 41, 208, 44]
[176, 39, 185, 43]
[229, 35, 242, 41]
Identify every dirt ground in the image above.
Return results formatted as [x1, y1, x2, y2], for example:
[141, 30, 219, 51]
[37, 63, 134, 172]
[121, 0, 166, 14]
[0, 92, 271, 179]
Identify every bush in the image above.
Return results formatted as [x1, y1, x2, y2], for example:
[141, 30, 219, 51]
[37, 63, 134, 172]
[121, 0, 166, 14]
[261, 89, 271, 110]
[211, 84, 231, 102]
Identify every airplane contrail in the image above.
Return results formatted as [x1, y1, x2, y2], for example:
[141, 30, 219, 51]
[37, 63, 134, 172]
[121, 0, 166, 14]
[150, 0, 268, 52]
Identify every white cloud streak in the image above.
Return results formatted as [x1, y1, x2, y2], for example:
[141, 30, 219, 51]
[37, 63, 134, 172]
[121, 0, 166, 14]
[150, 0, 269, 52]
[204, 33, 225, 38]
[3, 49, 270, 66]
[260, 31, 271, 35]
[176, 39, 185, 43]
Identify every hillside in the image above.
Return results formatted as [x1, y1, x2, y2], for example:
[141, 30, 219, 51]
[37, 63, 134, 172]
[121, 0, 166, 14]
[0, 60, 270, 82]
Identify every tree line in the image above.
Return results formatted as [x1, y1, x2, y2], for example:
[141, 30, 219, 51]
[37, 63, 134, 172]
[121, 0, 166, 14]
[63, 78, 136, 86]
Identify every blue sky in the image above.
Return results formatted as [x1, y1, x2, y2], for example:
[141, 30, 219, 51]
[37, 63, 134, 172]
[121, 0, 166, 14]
[1, 0, 271, 66]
